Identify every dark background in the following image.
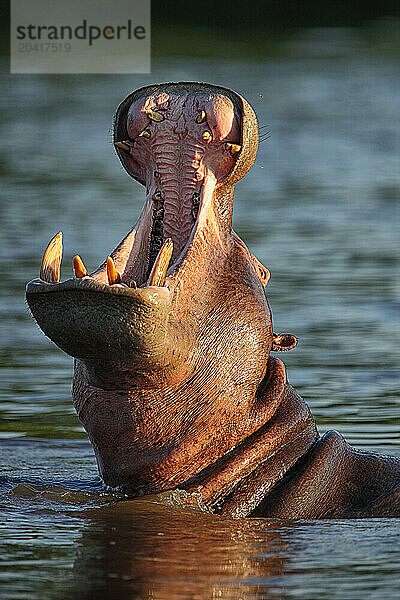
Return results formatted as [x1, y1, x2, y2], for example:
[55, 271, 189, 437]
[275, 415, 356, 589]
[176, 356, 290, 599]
[2, 0, 400, 57]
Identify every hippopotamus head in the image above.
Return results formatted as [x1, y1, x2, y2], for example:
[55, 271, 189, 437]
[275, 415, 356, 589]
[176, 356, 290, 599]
[26, 83, 297, 499]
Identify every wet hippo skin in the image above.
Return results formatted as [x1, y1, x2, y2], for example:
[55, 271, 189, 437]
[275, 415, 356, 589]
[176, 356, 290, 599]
[26, 83, 400, 519]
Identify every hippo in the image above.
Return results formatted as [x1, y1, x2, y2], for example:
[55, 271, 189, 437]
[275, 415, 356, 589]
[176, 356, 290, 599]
[26, 82, 400, 519]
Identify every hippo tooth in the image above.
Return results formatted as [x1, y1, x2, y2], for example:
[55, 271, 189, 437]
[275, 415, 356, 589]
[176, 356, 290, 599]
[106, 256, 121, 285]
[73, 255, 88, 278]
[129, 280, 137, 289]
[40, 231, 63, 283]
[146, 109, 164, 122]
[148, 238, 173, 287]
[139, 129, 151, 138]
[196, 110, 206, 123]
[225, 142, 241, 155]
[114, 140, 133, 151]
[153, 191, 163, 202]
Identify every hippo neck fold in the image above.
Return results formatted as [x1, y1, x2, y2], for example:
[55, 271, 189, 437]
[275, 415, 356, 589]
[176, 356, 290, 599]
[73, 355, 318, 509]
[181, 375, 318, 516]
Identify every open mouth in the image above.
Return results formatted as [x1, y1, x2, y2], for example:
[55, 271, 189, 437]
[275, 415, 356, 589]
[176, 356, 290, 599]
[27, 83, 244, 299]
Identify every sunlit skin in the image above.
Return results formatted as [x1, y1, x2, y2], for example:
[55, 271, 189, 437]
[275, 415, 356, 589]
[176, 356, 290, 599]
[26, 83, 400, 518]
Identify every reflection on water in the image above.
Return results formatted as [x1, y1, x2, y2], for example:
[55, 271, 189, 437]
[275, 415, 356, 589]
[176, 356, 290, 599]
[71, 500, 400, 600]
[71, 497, 285, 600]
[2, 486, 400, 600]
[1, 26, 400, 600]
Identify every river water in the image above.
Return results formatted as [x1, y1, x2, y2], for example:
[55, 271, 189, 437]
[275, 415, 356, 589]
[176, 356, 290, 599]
[1, 27, 400, 599]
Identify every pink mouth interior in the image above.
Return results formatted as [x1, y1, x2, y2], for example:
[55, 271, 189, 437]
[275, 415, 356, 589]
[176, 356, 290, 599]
[115, 91, 241, 283]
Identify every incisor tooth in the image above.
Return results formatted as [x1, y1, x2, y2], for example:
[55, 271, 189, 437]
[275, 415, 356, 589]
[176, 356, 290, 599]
[40, 232, 63, 283]
[225, 142, 241, 155]
[106, 256, 121, 285]
[114, 140, 133, 151]
[73, 255, 88, 278]
[146, 109, 164, 122]
[148, 238, 173, 287]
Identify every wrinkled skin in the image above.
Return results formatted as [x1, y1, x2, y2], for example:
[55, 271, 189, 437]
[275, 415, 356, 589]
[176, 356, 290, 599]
[26, 83, 400, 518]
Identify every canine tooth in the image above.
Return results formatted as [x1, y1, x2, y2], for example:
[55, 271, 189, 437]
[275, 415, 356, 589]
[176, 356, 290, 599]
[115, 140, 133, 151]
[139, 129, 151, 138]
[196, 110, 206, 123]
[146, 109, 164, 122]
[40, 232, 63, 283]
[106, 256, 121, 285]
[149, 238, 173, 287]
[129, 280, 137, 289]
[73, 255, 88, 278]
[202, 131, 212, 141]
[225, 142, 241, 155]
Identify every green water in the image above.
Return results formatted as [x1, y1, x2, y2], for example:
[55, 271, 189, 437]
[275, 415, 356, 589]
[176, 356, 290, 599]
[1, 27, 400, 599]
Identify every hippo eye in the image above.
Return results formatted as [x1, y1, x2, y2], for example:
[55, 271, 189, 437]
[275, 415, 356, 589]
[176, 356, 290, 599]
[202, 131, 212, 141]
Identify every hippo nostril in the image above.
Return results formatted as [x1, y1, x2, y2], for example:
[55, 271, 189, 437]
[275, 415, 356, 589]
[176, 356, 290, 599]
[202, 131, 212, 141]
[195, 110, 206, 124]
[139, 129, 151, 138]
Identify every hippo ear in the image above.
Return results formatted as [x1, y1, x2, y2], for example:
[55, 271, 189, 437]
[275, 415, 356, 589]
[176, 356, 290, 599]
[251, 254, 270, 287]
[272, 333, 298, 352]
